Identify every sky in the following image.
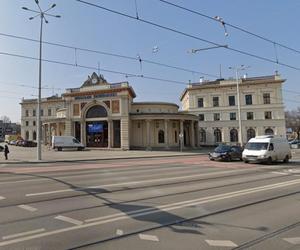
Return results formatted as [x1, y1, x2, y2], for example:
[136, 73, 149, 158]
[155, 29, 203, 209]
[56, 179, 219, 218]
[1, 0, 300, 122]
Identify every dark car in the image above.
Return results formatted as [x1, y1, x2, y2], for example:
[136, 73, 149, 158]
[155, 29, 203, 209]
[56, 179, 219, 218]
[22, 140, 37, 147]
[209, 145, 243, 161]
[0, 145, 3, 152]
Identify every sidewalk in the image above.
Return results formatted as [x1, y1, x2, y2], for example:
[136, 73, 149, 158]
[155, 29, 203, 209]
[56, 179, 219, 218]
[0, 144, 211, 164]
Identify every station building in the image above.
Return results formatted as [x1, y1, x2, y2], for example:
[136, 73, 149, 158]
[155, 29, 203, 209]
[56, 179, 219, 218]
[20, 73, 199, 150]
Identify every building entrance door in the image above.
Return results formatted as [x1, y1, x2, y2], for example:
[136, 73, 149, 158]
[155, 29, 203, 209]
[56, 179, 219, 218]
[86, 121, 108, 147]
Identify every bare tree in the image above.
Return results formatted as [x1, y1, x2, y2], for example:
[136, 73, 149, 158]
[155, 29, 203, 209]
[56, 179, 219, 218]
[0, 115, 11, 135]
[285, 107, 300, 139]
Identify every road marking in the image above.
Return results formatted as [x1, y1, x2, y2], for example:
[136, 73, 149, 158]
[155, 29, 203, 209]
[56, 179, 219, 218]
[54, 215, 83, 226]
[205, 239, 238, 247]
[25, 168, 250, 197]
[18, 205, 37, 212]
[1, 179, 300, 247]
[116, 229, 124, 236]
[283, 237, 300, 244]
[0, 196, 5, 200]
[139, 234, 159, 242]
[2, 228, 45, 240]
[271, 171, 289, 175]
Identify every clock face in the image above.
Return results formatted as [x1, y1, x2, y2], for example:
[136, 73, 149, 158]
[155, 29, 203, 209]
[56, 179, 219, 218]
[91, 78, 97, 84]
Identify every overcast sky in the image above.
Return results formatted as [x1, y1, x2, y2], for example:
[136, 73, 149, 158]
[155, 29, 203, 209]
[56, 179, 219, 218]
[1, 0, 300, 122]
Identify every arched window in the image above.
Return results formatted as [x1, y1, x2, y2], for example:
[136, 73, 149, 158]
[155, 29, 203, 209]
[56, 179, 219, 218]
[230, 129, 238, 142]
[158, 130, 165, 143]
[265, 128, 274, 135]
[86, 105, 107, 118]
[33, 131, 37, 141]
[199, 129, 206, 143]
[25, 131, 29, 140]
[214, 129, 222, 143]
[247, 128, 256, 141]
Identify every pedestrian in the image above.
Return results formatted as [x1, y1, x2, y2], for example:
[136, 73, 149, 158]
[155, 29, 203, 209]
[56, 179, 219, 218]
[4, 144, 9, 160]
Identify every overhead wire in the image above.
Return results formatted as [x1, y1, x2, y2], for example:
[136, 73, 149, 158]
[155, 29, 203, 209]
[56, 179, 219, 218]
[158, 0, 300, 55]
[0, 32, 218, 78]
[75, 0, 300, 71]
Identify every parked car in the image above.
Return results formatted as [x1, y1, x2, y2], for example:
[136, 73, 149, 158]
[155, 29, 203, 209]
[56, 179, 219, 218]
[288, 139, 300, 148]
[0, 145, 4, 152]
[9, 140, 17, 146]
[209, 145, 243, 161]
[16, 139, 24, 146]
[22, 140, 37, 147]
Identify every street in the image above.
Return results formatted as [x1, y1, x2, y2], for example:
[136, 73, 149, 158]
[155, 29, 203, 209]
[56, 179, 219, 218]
[0, 155, 300, 249]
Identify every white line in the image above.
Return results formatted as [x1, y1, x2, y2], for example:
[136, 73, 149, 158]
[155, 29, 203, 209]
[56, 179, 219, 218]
[25, 168, 250, 197]
[1, 179, 300, 247]
[116, 229, 124, 236]
[271, 171, 289, 175]
[205, 239, 238, 247]
[283, 237, 300, 244]
[54, 215, 83, 226]
[0, 196, 5, 200]
[139, 234, 159, 242]
[2, 229, 45, 240]
[17, 205, 37, 212]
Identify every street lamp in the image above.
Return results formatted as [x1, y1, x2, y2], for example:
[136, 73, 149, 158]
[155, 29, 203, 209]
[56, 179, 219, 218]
[187, 45, 228, 54]
[22, 0, 60, 161]
[229, 65, 250, 147]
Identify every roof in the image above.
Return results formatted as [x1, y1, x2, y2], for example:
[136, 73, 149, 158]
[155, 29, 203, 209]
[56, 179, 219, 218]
[132, 102, 179, 108]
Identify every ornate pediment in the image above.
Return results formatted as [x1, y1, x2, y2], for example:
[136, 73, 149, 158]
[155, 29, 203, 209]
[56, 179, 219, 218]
[81, 73, 108, 88]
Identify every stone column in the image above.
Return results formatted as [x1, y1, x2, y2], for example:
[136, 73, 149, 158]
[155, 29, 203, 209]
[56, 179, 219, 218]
[164, 119, 169, 149]
[121, 118, 130, 150]
[56, 123, 60, 136]
[190, 120, 195, 148]
[107, 119, 112, 148]
[195, 121, 199, 147]
[146, 119, 151, 150]
[180, 119, 184, 150]
[80, 120, 85, 145]
[65, 120, 72, 136]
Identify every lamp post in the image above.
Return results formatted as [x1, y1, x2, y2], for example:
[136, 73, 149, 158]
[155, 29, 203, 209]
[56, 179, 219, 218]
[22, 1, 60, 160]
[187, 45, 228, 54]
[229, 65, 250, 147]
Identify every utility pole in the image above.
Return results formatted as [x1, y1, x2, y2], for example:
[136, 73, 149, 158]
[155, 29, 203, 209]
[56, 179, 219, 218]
[22, 0, 60, 160]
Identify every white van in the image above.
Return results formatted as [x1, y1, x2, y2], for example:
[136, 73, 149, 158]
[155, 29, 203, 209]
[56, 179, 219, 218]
[242, 135, 291, 164]
[52, 136, 85, 151]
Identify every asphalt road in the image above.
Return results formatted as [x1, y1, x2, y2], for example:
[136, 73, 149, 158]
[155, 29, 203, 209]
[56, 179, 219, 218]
[0, 155, 300, 249]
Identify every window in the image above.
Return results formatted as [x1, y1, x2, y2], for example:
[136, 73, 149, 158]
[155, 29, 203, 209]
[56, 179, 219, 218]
[213, 96, 219, 107]
[214, 129, 222, 143]
[199, 129, 206, 143]
[73, 104, 80, 116]
[25, 121, 29, 126]
[112, 100, 120, 113]
[230, 112, 236, 120]
[158, 130, 165, 143]
[40, 109, 44, 116]
[199, 114, 204, 121]
[230, 129, 238, 142]
[265, 111, 272, 119]
[25, 110, 29, 117]
[25, 131, 29, 140]
[137, 122, 141, 129]
[33, 109, 36, 117]
[265, 128, 274, 135]
[86, 105, 107, 118]
[33, 121, 36, 126]
[247, 128, 256, 141]
[33, 131, 36, 141]
[247, 112, 254, 120]
[214, 113, 220, 121]
[48, 108, 52, 116]
[263, 93, 271, 104]
[245, 94, 252, 105]
[228, 96, 235, 106]
[197, 98, 204, 108]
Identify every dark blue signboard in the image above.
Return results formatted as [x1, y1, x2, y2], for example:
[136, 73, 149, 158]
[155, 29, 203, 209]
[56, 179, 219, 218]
[88, 123, 103, 133]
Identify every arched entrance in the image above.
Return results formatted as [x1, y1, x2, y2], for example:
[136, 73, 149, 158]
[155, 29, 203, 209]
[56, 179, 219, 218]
[85, 105, 108, 147]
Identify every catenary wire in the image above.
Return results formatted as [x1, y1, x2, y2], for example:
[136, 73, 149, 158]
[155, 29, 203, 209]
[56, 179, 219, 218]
[158, 0, 300, 55]
[75, 0, 300, 71]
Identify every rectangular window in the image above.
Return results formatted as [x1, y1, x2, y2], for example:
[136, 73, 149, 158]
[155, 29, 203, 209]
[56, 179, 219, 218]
[25, 121, 29, 126]
[247, 112, 254, 120]
[228, 96, 235, 106]
[213, 97, 219, 107]
[33, 121, 36, 126]
[48, 108, 52, 116]
[40, 109, 44, 116]
[33, 109, 36, 117]
[230, 112, 236, 120]
[265, 111, 272, 119]
[245, 95, 252, 105]
[214, 113, 220, 121]
[73, 104, 80, 116]
[263, 93, 271, 104]
[199, 114, 204, 121]
[112, 100, 120, 113]
[25, 110, 29, 117]
[197, 98, 204, 108]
